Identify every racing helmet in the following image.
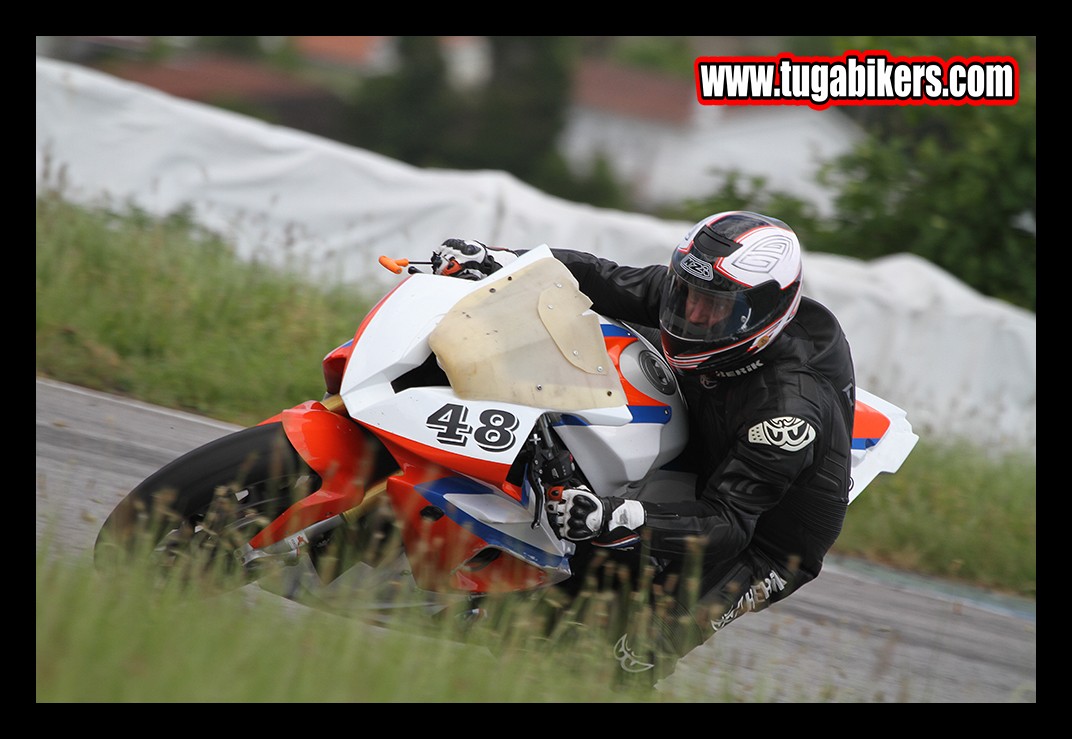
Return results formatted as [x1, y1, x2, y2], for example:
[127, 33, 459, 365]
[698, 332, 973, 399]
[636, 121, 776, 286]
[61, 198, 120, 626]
[659, 211, 803, 375]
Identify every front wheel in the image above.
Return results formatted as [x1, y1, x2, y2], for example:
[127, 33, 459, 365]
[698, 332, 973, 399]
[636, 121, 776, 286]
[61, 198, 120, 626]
[94, 422, 319, 590]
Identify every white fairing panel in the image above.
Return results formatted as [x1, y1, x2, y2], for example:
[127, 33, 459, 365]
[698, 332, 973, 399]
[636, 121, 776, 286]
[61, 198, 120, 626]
[850, 388, 919, 503]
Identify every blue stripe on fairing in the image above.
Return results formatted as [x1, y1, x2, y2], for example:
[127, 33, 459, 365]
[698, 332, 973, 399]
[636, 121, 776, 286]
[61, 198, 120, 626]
[852, 438, 880, 450]
[600, 323, 634, 337]
[413, 476, 570, 570]
[553, 407, 671, 428]
[629, 405, 672, 423]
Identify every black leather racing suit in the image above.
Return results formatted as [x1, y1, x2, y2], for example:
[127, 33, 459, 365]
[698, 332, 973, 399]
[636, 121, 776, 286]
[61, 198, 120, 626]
[544, 248, 857, 669]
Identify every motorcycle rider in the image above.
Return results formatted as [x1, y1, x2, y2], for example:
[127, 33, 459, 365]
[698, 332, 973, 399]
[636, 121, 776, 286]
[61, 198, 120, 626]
[430, 211, 856, 687]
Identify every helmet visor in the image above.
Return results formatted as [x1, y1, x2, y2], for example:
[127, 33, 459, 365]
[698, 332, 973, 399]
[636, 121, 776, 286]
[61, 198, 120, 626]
[659, 273, 780, 347]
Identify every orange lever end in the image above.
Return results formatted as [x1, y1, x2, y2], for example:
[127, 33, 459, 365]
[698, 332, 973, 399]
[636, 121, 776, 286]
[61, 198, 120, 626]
[378, 256, 409, 274]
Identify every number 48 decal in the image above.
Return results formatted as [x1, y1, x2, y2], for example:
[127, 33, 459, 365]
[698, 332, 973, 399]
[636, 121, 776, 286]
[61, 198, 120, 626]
[426, 403, 520, 453]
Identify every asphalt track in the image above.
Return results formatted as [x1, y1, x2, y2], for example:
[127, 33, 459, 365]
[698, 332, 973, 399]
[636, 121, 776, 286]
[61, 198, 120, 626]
[35, 378, 1035, 703]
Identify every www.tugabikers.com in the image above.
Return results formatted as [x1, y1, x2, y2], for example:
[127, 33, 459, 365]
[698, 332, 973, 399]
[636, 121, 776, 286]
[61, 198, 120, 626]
[694, 51, 1019, 109]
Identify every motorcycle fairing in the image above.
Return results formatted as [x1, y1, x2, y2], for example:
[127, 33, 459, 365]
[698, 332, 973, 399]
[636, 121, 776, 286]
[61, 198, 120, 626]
[853, 399, 891, 450]
[367, 415, 518, 490]
[385, 468, 573, 593]
[848, 388, 919, 502]
[553, 323, 690, 497]
[247, 401, 376, 548]
[321, 338, 353, 396]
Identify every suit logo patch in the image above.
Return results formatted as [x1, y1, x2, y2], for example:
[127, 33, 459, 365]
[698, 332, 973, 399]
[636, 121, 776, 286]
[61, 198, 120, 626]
[748, 416, 815, 451]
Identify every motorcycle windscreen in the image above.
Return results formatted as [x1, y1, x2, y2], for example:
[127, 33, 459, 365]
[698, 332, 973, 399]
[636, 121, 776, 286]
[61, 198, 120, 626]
[429, 257, 627, 411]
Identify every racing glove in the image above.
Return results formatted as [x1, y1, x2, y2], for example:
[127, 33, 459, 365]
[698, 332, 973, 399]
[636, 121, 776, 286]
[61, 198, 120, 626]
[431, 238, 518, 280]
[546, 487, 646, 549]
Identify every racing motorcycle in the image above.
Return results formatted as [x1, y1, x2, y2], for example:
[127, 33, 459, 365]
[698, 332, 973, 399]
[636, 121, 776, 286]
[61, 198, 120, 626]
[94, 245, 918, 633]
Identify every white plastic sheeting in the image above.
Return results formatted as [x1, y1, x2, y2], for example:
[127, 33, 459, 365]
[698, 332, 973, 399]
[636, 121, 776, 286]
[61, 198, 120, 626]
[35, 57, 1036, 453]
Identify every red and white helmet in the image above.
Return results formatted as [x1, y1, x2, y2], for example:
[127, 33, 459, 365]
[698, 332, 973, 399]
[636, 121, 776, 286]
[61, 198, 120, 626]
[659, 211, 804, 375]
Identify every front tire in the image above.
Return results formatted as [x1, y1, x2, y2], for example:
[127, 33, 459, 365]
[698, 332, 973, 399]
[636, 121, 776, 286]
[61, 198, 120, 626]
[94, 422, 318, 589]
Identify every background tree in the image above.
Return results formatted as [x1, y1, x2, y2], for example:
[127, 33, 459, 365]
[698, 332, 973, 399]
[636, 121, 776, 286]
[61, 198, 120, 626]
[818, 36, 1036, 311]
[460, 37, 572, 177]
[348, 36, 462, 167]
[348, 36, 627, 209]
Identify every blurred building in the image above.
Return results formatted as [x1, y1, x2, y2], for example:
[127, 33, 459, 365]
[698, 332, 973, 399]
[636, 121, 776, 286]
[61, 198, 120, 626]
[562, 57, 862, 214]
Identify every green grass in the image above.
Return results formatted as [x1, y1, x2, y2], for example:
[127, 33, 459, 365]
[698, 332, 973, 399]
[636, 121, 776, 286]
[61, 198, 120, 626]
[833, 441, 1036, 597]
[35, 191, 365, 427]
[36, 548, 684, 702]
[36, 191, 1035, 701]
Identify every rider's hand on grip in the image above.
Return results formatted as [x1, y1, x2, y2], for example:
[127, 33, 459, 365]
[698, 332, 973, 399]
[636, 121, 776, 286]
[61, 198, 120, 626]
[546, 487, 646, 549]
[431, 238, 517, 280]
